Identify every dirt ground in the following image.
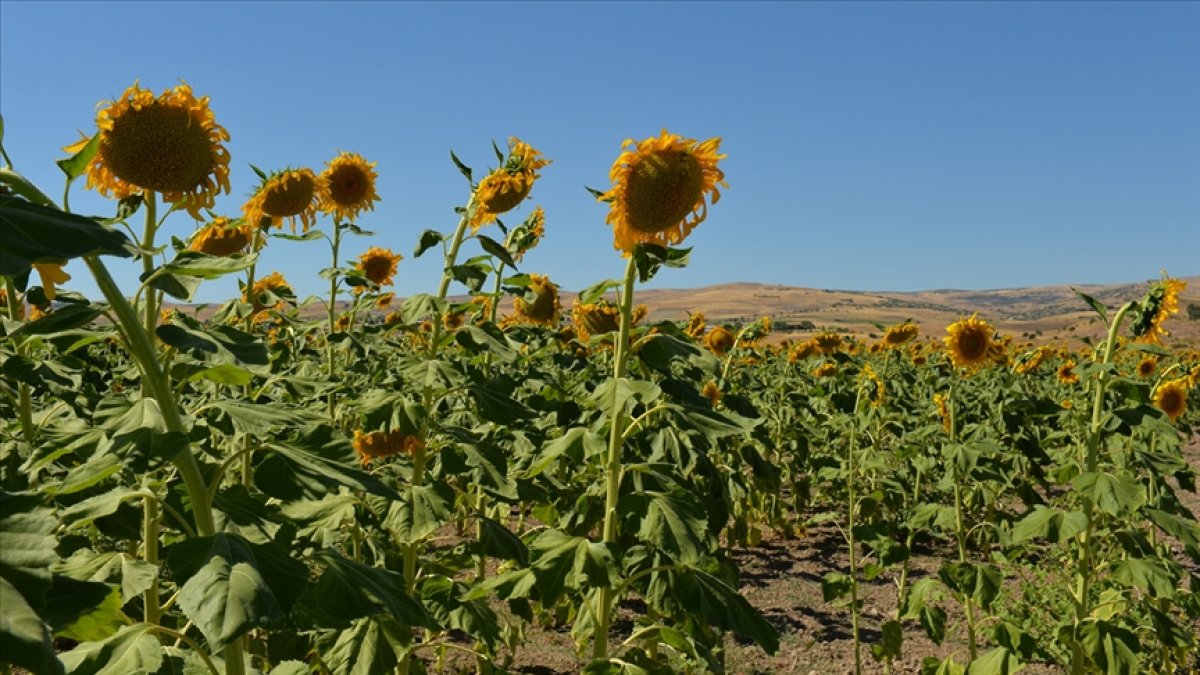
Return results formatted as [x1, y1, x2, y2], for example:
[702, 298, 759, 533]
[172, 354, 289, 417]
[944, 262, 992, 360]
[483, 436, 1200, 675]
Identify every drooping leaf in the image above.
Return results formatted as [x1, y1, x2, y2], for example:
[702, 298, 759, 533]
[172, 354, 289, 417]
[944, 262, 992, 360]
[675, 568, 779, 654]
[635, 490, 709, 566]
[419, 575, 501, 649]
[0, 491, 58, 602]
[385, 483, 454, 545]
[299, 549, 431, 629]
[167, 533, 308, 650]
[0, 576, 64, 675]
[57, 623, 162, 675]
[0, 195, 132, 278]
[1011, 507, 1088, 544]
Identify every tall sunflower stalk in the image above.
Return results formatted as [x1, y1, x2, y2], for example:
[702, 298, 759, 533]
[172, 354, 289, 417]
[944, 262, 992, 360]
[589, 129, 726, 661]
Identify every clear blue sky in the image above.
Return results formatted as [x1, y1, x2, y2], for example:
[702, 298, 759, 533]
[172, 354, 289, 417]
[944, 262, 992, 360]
[3, 1, 1198, 304]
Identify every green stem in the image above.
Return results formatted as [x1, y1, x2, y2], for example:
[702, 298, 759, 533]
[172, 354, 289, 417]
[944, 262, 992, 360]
[592, 256, 638, 661]
[142, 490, 161, 626]
[141, 191, 159, 342]
[947, 383, 978, 662]
[847, 390, 864, 675]
[326, 223, 343, 420]
[83, 255, 241, 675]
[488, 261, 506, 324]
[1071, 301, 1133, 675]
[4, 278, 35, 447]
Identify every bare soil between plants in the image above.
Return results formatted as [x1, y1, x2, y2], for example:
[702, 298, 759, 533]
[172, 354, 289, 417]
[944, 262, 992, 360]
[452, 436, 1200, 675]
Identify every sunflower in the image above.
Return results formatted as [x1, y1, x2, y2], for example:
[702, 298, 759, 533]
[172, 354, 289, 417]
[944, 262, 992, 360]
[65, 81, 231, 218]
[471, 138, 550, 231]
[1057, 360, 1080, 385]
[320, 151, 380, 222]
[509, 207, 546, 263]
[599, 130, 727, 256]
[384, 310, 404, 325]
[189, 217, 253, 257]
[352, 429, 425, 467]
[335, 313, 352, 332]
[813, 361, 837, 378]
[705, 326, 736, 357]
[1135, 356, 1158, 378]
[813, 332, 843, 355]
[933, 393, 951, 434]
[789, 340, 817, 363]
[702, 381, 721, 407]
[355, 247, 403, 289]
[244, 271, 293, 316]
[242, 168, 328, 233]
[514, 274, 561, 326]
[683, 311, 707, 339]
[571, 299, 647, 342]
[443, 310, 466, 331]
[943, 314, 993, 370]
[860, 364, 885, 408]
[32, 262, 70, 302]
[1131, 276, 1187, 344]
[881, 322, 919, 348]
[1152, 377, 1190, 423]
[1014, 347, 1049, 375]
[376, 292, 395, 310]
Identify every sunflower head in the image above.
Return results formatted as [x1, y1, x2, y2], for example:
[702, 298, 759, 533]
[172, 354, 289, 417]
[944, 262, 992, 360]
[470, 138, 550, 231]
[813, 361, 838, 378]
[1152, 377, 1190, 423]
[572, 299, 621, 342]
[943, 314, 994, 371]
[242, 168, 329, 233]
[1057, 360, 1080, 385]
[356, 247, 403, 289]
[509, 207, 546, 263]
[190, 217, 253, 257]
[71, 81, 231, 218]
[933, 393, 951, 434]
[702, 381, 721, 407]
[789, 340, 817, 363]
[352, 429, 425, 467]
[704, 326, 736, 357]
[683, 311, 707, 339]
[244, 271, 294, 316]
[860, 364, 885, 408]
[882, 322, 919, 348]
[813, 332, 844, 355]
[1136, 356, 1158, 378]
[320, 151, 380, 222]
[376, 292, 395, 310]
[1014, 347, 1049, 375]
[1130, 276, 1187, 344]
[600, 130, 727, 256]
[514, 274, 561, 326]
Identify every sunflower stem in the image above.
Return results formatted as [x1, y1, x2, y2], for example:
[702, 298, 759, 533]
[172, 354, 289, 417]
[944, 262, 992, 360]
[327, 221, 343, 419]
[4, 278, 35, 450]
[1070, 301, 1133, 674]
[592, 256, 638, 661]
[83, 254, 236, 672]
[488, 262, 506, 324]
[141, 191, 159, 345]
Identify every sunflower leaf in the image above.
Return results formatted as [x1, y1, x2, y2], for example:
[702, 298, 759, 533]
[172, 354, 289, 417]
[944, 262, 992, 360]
[0, 195, 132, 277]
[56, 134, 100, 183]
[414, 229, 444, 258]
[633, 244, 691, 283]
[449, 150, 473, 183]
[476, 235, 517, 268]
[1071, 287, 1108, 322]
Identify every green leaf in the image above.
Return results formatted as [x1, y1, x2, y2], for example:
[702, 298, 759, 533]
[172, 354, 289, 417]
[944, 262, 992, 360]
[477, 517, 528, 566]
[902, 578, 948, 644]
[676, 568, 779, 654]
[385, 483, 454, 544]
[156, 314, 267, 365]
[256, 426, 399, 501]
[299, 549, 431, 629]
[822, 572, 854, 604]
[635, 490, 709, 566]
[1145, 509, 1200, 562]
[966, 647, 1022, 675]
[632, 244, 691, 283]
[1074, 620, 1140, 675]
[0, 195, 132, 277]
[577, 278, 621, 305]
[870, 620, 904, 663]
[55, 586, 124, 642]
[10, 304, 103, 339]
[590, 377, 661, 414]
[476, 234, 517, 268]
[202, 399, 322, 435]
[456, 323, 517, 361]
[938, 562, 1003, 611]
[419, 576, 500, 649]
[167, 533, 308, 650]
[449, 150, 473, 183]
[321, 615, 407, 675]
[271, 229, 325, 242]
[1109, 557, 1178, 598]
[1011, 507, 1088, 544]
[1072, 472, 1145, 518]
[527, 427, 605, 477]
[529, 530, 619, 603]
[922, 656, 965, 675]
[0, 491, 58, 602]
[1072, 287, 1109, 322]
[55, 132, 99, 181]
[0, 576, 64, 675]
[58, 623, 162, 675]
[55, 550, 156, 602]
[449, 263, 489, 293]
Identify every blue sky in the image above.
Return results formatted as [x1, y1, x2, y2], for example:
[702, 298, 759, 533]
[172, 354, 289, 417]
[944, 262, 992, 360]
[2, 1, 1198, 304]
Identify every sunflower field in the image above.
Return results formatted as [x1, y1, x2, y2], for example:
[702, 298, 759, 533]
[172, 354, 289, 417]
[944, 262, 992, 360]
[1, 83, 1198, 675]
